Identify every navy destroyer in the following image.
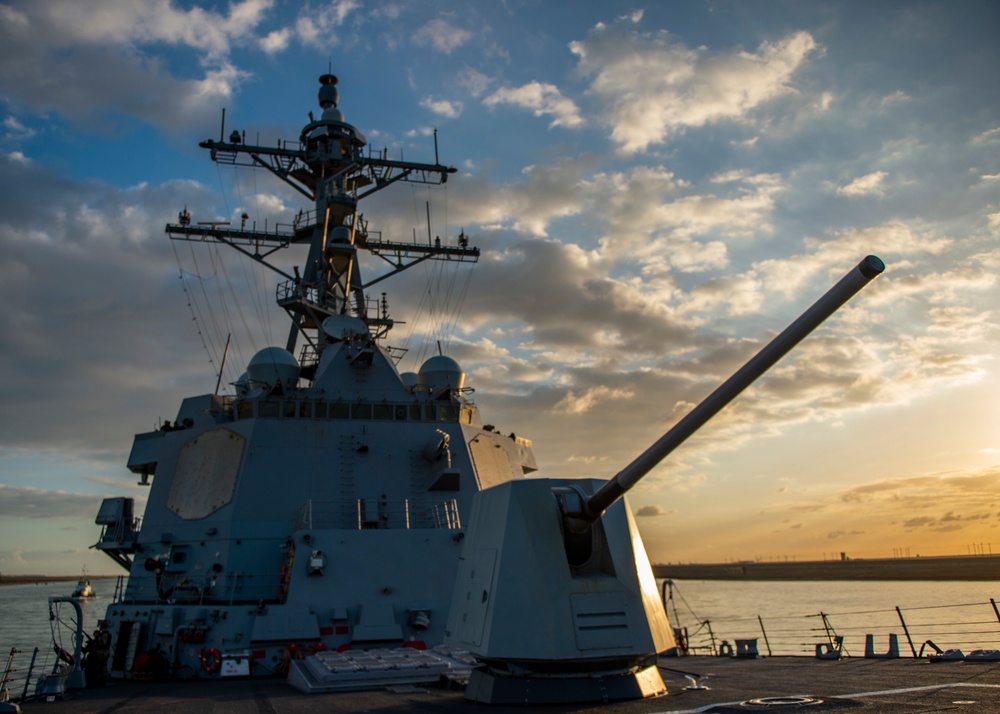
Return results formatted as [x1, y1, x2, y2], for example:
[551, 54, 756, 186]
[91, 73, 535, 680]
[83, 74, 885, 703]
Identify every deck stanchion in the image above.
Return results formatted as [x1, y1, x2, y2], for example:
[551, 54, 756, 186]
[21, 647, 38, 702]
[706, 620, 718, 656]
[896, 606, 917, 658]
[991, 598, 1000, 625]
[758, 615, 773, 657]
[819, 612, 835, 649]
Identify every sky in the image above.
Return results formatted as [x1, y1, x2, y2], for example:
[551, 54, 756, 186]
[1, 0, 999, 575]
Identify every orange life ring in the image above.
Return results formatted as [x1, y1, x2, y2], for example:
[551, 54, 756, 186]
[199, 647, 222, 673]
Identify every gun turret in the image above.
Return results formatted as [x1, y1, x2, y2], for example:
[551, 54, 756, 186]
[565, 255, 884, 531]
[447, 255, 885, 705]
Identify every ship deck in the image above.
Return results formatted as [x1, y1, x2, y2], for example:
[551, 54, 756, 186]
[23, 656, 1000, 713]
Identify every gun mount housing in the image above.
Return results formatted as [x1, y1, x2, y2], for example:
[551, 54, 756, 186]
[447, 255, 884, 705]
[565, 255, 885, 533]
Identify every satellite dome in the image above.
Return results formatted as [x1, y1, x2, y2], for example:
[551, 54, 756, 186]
[321, 314, 369, 341]
[246, 347, 300, 392]
[417, 355, 465, 393]
[400, 372, 418, 388]
[322, 106, 345, 123]
[234, 371, 251, 397]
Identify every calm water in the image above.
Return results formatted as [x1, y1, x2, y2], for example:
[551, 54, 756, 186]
[660, 579, 1000, 657]
[0, 579, 116, 696]
[1, 578, 998, 694]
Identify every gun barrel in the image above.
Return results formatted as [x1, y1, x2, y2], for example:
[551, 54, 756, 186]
[582, 255, 885, 522]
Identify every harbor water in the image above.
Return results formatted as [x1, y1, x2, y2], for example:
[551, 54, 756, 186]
[661, 578, 1000, 657]
[0, 579, 115, 698]
[2, 578, 998, 696]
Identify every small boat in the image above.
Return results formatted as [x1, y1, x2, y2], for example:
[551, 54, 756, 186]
[70, 578, 95, 599]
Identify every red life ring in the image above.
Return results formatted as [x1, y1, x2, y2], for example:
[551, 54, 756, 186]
[199, 647, 222, 673]
[310, 641, 327, 656]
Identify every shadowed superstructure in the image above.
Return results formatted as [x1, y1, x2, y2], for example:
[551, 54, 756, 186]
[91, 74, 535, 682]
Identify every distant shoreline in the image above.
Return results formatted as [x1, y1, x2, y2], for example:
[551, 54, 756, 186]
[5, 555, 997, 586]
[0, 575, 118, 587]
[654, 554, 1000, 581]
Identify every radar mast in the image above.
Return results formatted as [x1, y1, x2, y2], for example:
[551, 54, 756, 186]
[165, 74, 478, 378]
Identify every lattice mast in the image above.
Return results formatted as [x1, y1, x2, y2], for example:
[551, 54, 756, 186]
[165, 74, 478, 377]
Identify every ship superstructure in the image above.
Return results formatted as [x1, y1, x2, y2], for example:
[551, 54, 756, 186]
[92, 74, 536, 679]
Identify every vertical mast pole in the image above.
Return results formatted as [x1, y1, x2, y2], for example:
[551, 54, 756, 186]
[214, 333, 231, 395]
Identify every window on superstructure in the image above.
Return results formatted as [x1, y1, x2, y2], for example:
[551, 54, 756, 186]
[299, 402, 312, 418]
[329, 402, 350, 419]
[408, 405, 422, 421]
[373, 403, 393, 420]
[282, 401, 297, 418]
[439, 406, 459, 421]
[259, 400, 279, 418]
[424, 405, 436, 421]
[352, 403, 372, 420]
[313, 402, 327, 419]
[237, 402, 254, 420]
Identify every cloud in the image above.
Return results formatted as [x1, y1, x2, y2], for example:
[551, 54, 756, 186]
[3, 116, 36, 142]
[902, 511, 991, 532]
[260, 27, 293, 53]
[484, 81, 584, 129]
[635, 504, 672, 517]
[0, 484, 106, 520]
[293, 0, 360, 49]
[0, 152, 287, 456]
[0, 0, 273, 131]
[421, 97, 463, 118]
[570, 19, 818, 152]
[837, 171, 888, 197]
[413, 18, 472, 54]
[972, 127, 1000, 144]
[552, 385, 636, 415]
[833, 470, 1000, 536]
[827, 529, 865, 540]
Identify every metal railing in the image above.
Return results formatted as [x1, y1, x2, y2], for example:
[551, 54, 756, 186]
[665, 587, 1000, 658]
[296, 498, 462, 531]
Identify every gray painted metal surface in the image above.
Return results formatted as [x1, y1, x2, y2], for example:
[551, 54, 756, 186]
[90, 74, 533, 682]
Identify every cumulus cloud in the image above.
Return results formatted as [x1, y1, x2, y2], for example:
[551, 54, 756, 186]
[421, 97, 463, 118]
[260, 26, 293, 53]
[972, 127, 1000, 144]
[570, 18, 818, 152]
[552, 385, 636, 415]
[2, 4, 999, 570]
[837, 171, 888, 197]
[413, 18, 472, 54]
[0, 152, 292, 455]
[0, 0, 277, 130]
[484, 81, 584, 129]
[293, 0, 360, 49]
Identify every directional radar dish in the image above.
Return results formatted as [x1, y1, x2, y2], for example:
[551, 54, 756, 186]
[321, 315, 370, 342]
